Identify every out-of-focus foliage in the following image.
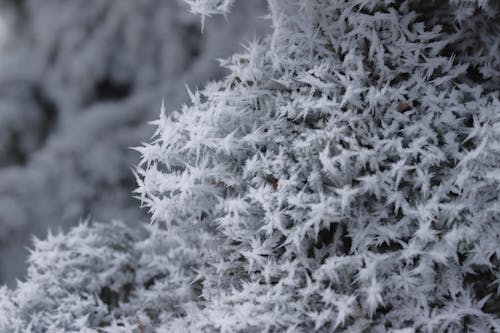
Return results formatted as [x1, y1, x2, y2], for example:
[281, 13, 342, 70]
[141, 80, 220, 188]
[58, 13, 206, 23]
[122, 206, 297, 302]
[0, 221, 205, 332]
[0, 0, 267, 284]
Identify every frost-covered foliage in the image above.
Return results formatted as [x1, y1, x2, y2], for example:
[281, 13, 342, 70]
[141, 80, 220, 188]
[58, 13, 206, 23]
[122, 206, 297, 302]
[0, 0, 266, 284]
[184, 0, 235, 28]
[2, 0, 500, 331]
[0, 221, 204, 332]
[133, 0, 500, 331]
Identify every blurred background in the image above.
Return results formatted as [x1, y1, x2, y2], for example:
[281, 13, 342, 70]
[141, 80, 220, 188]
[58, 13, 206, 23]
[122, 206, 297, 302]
[0, 0, 268, 286]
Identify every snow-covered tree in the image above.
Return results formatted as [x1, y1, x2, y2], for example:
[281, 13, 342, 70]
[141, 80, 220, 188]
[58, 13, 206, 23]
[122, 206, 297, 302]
[0, 0, 266, 284]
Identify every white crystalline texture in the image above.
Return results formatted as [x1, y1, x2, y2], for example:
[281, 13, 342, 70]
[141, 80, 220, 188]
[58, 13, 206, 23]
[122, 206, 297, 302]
[134, 0, 500, 331]
[0, 221, 205, 332]
[184, 0, 236, 17]
[1, 0, 499, 332]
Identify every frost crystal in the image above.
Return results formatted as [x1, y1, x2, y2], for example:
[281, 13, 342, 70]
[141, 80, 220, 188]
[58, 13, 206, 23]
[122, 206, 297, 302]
[136, 0, 500, 331]
[2, 0, 500, 332]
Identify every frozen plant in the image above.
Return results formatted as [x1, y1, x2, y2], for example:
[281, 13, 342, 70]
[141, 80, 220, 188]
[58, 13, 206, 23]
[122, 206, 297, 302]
[1, 0, 499, 332]
[0, 221, 205, 332]
[184, 0, 235, 30]
[136, 0, 500, 331]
